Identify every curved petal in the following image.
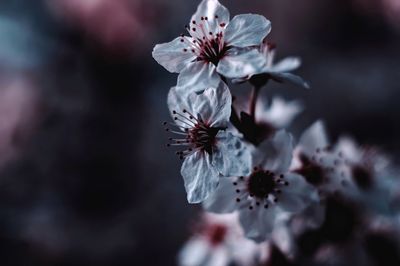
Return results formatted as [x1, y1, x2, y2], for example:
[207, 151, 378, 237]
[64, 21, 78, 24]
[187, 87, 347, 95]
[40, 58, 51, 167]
[279, 173, 319, 213]
[152, 37, 196, 73]
[298, 120, 329, 157]
[267, 57, 301, 73]
[203, 177, 241, 213]
[190, 0, 230, 34]
[181, 151, 219, 203]
[167, 86, 196, 129]
[255, 96, 304, 129]
[177, 61, 221, 94]
[217, 49, 266, 79]
[224, 14, 271, 47]
[269, 72, 310, 89]
[239, 207, 277, 242]
[255, 130, 293, 173]
[191, 83, 231, 127]
[212, 131, 252, 177]
[178, 238, 210, 266]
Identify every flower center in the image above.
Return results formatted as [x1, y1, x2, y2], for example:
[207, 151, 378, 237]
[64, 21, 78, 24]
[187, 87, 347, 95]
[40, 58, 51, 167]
[351, 165, 373, 190]
[180, 16, 230, 66]
[247, 169, 276, 199]
[206, 224, 227, 246]
[295, 153, 326, 186]
[232, 168, 289, 210]
[164, 109, 221, 158]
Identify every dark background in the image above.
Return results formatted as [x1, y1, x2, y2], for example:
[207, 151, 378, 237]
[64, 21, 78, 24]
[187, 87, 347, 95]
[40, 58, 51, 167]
[0, 0, 399, 265]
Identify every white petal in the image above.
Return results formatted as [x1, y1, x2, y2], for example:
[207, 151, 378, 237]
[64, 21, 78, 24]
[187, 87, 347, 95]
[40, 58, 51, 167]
[203, 177, 240, 213]
[212, 131, 252, 176]
[177, 61, 221, 94]
[190, 0, 230, 33]
[334, 136, 362, 163]
[239, 207, 277, 242]
[255, 130, 293, 173]
[224, 14, 271, 47]
[267, 57, 301, 73]
[207, 247, 230, 266]
[217, 49, 266, 78]
[298, 120, 329, 157]
[191, 83, 231, 127]
[256, 96, 304, 129]
[279, 173, 319, 213]
[167, 86, 196, 129]
[269, 72, 310, 89]
[178, 238, 210, 266]
[181, 151, 219, 203]
[152, 37, 196, 73]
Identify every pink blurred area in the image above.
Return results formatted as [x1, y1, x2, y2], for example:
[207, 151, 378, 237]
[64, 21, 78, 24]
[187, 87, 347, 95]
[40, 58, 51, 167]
[353, 0, 400, 27]
[0, 74, 41, 168]
[46, 0, 158, 55]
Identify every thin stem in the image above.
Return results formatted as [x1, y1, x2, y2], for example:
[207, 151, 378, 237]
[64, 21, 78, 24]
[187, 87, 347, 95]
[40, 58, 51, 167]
[249, 85, 261, 119]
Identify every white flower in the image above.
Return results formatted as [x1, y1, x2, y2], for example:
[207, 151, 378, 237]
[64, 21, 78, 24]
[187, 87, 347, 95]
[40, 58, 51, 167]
[290, 120, 343, 195]
[233, 42, 309, 89]
[204, 130, 318, 242]
[178, 212, 260, 266]
[165, 83, 251, 203]
[332, 137, 400, 216]
[152, 0, 270, 93]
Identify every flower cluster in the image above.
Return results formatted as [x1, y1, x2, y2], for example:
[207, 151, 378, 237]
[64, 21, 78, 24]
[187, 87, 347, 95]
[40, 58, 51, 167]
[152, 1, 400, 265]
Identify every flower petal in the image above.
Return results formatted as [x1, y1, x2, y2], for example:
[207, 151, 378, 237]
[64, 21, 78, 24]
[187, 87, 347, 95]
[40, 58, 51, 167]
[255, 130, 293, 173]
[167, 86, 196, 129]
[181, 151, 219, 203]
[203, 177, 240, 213]
[190, 0, 230, 33]
[212, 131, 252, 176]
[217, 49, 266, 79]
[299, 120, 329, 157]
[177, 61, 221, 94]
[152, 37, 197, 73]
[178, 238, 210, 266]
[267, 57, 301, 73]
[269, 72, 310, 89]
[255, 96, 304, 129]
[224, 14, 271, 47]
[279, 173, 319, 213]
[191, 82, 232, 127]
[239, 207, 277, 242]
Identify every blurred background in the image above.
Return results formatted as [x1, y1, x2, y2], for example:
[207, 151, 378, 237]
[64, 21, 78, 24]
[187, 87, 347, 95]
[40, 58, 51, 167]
[0, 0, 399, 265]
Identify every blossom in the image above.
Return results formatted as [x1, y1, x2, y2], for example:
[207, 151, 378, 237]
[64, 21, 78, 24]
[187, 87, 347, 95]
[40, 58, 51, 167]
[233, 41, 309, 89]
[178, 212, 259, 266]
[332, 137, 400, 216]
[152, 0, 270, 93]
[165, 83, 251, 203]
[204, 130, 318, 242]
[290, 121, 344, 196]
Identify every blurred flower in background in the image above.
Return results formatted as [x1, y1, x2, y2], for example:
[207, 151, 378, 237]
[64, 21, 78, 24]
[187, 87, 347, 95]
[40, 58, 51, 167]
[46, 0, 158, 54]
[0, 76, 41, 168]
